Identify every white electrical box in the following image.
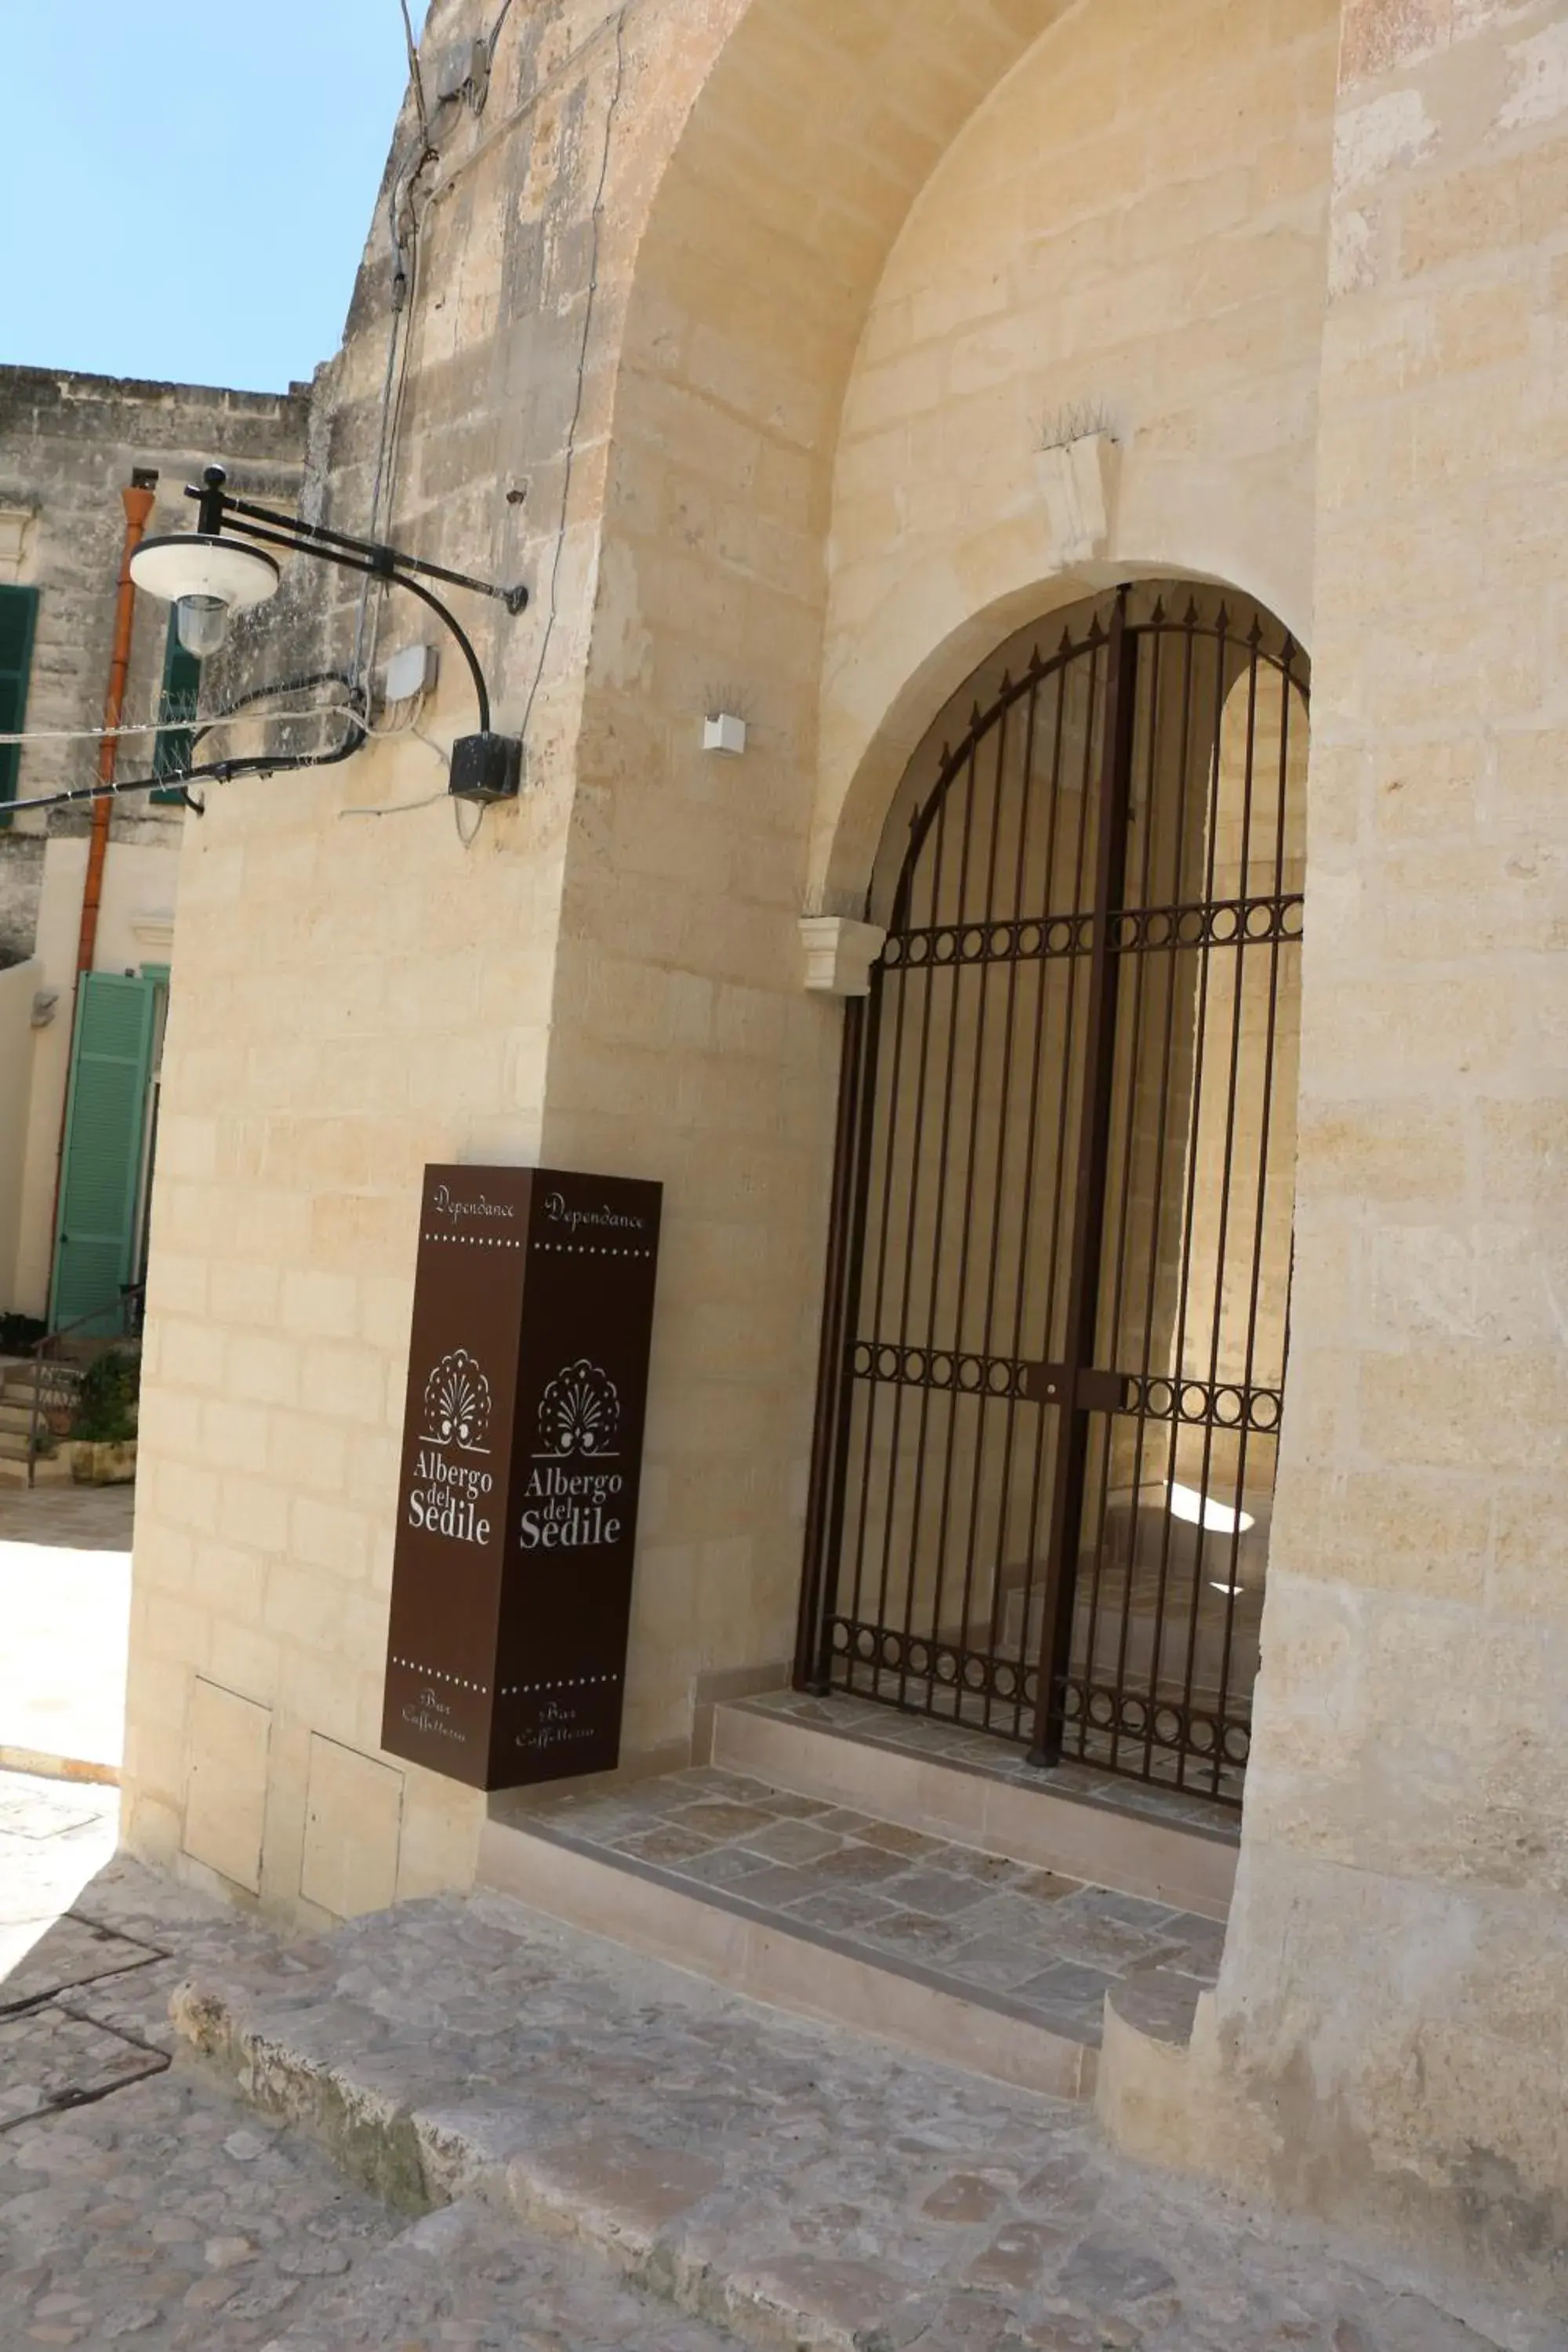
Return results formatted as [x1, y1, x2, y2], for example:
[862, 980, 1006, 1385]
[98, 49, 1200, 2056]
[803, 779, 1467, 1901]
[703, 711, 747, 756]
[380, 643, 439, 704]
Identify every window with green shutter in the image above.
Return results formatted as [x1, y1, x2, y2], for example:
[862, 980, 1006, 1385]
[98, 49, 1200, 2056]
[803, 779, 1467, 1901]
[50, 973, 160, 1334]
[151, 612, 201, 804]
[0, 584, 40, 827]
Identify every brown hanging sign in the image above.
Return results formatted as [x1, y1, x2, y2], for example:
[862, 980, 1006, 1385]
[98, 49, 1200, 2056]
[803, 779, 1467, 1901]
[381, 1163, 662, 1791]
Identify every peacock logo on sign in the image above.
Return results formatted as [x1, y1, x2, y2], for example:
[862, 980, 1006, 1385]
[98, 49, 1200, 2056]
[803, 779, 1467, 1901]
[521, 1359, 624, 1550]
[535, 1358, 620, 1461]
[421, 1348, 493, 1453]
[408, 1347, 495, 1544]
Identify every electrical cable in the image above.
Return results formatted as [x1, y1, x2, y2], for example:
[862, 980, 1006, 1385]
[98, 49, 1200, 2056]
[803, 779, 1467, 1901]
[399, 0, 430, 135]
[517, 8, 626, 755]
[0, 669, 361, 750]
[340, 786, 449, 818]
[424, 5, 637, 209]
[486, 0, 515, 58]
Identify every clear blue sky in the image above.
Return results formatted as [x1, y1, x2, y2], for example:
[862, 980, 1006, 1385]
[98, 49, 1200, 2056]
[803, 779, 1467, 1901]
[3, 1, 429, 393]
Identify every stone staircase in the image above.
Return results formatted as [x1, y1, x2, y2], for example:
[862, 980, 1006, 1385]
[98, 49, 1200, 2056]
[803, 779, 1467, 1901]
[168, 1722, 1511, 2352]
[0, 1357, 80, 1486]
[477, 1688, 1238, 2102]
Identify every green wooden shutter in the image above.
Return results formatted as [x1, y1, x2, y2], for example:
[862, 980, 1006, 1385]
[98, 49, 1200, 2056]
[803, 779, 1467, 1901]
[0, 585, 40, 826]
[151, 612, 201, 804]
[50, 975, 159, 1334]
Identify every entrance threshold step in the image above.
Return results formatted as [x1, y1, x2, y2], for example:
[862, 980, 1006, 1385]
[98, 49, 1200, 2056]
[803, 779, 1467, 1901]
[479, 1766, 1225, 2100]
[713, 1690, 1239, 1921]
[174, 1889, 1512, 2352]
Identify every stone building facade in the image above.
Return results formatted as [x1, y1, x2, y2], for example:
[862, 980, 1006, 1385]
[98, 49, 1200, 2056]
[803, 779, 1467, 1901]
[115, 0, 1568, 2322]
[0, 368, 307, 1323]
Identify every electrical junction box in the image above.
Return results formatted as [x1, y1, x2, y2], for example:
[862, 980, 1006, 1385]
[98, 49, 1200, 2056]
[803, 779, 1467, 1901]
[449, 732, 523, 804]
[379, 642, 439, 704]
[703, 712, 747, 756]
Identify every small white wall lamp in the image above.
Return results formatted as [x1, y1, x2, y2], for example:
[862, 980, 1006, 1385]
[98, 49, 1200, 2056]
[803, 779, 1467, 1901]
[703, 712, 747, 757]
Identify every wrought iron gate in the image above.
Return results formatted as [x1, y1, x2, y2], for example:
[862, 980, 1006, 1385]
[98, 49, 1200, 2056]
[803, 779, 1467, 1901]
[796, 588, 1308, 1802]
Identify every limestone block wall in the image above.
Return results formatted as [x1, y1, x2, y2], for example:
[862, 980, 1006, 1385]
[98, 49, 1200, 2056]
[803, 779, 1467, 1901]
[122, 0, 751, 1914]
[565, 0, 1341, 1762]
[0, 365, 308, 1315]
[815, 0, 1341, 909]
[0, 365, 308, 837]
[1195, 0, 1568, 2305]
[126, 0, 1346, 1913]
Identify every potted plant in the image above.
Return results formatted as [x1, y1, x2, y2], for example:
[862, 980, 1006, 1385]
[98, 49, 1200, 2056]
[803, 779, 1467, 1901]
[67, 1350, 140, 1484]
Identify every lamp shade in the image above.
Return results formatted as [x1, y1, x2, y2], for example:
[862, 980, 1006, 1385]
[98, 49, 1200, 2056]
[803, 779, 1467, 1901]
[130, 533, 281, 617]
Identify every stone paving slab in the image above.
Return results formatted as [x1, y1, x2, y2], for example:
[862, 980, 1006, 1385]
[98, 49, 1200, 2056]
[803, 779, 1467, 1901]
[514, 1764, 1221, 2050]
[1, 1914, 163, 2009]
[173, 1888, 1537, 2352]
[741, 1693, 1240, 1841]
[0, 2000, 167, 2127]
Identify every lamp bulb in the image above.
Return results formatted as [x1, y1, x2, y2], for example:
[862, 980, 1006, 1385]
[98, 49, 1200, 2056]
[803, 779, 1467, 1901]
[175, 594, 230, 658]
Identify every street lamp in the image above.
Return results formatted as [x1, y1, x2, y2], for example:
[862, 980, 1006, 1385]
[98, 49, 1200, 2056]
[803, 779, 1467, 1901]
[130, 466, 529, 802]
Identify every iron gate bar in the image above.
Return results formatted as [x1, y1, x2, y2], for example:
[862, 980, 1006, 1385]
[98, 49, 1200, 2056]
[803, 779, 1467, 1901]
[1177, 622, 1266, 1750]
[895, 710, 993, 1708]
[1083, 610, 1172, 1756]
[844, 1341, 1283, 1431]
[796, 989, 867, 1690]
[952, 673, 1040, 1694]
[882, 890, 1301, 969]
[922, 678, 1022, 1703]
[1019, 623, 1105, 1732]
[1028, 590, 1138, 1766]
[983, 647, 1074, 1726]
[1131, 602, 1237, 1777]
[1210, 625, 1298, 1757]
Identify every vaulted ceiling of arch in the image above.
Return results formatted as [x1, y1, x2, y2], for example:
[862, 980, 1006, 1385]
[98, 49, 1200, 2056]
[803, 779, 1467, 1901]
[625, 0, 1082, 419]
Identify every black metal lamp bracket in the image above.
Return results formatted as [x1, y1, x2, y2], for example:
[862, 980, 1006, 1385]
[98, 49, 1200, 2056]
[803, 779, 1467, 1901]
[187, 466, 528, 800]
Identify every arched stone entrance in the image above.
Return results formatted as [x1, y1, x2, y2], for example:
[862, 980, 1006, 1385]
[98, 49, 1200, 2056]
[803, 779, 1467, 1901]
[798, 582, 1308, 1802]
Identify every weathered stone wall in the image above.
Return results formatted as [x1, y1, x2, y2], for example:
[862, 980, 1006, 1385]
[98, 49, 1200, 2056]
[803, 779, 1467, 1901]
[122, 0, 1568, 2314]
[0, 367, 308, 1310]
[1100, 0, 1568, 2314]
[0, 365, 309, 840]
[125, 0, 1338, 1910]
[122, 0, 723, 1913]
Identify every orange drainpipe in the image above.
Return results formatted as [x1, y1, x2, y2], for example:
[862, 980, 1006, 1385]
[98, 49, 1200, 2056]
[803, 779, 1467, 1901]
[42, 474, 159, 1322]
[78, 476, 158, 975]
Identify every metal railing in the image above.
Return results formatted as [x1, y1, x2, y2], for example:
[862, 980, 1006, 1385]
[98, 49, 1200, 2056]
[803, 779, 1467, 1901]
[24, 1283, 144, 1488]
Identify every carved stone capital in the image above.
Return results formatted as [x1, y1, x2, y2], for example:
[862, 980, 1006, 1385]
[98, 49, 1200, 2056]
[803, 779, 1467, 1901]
[799, 914, 887, 997]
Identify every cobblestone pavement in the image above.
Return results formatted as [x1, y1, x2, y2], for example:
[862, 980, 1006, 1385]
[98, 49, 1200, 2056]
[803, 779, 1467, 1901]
[0, 1481, 134, 1777]
[0, 1772, 746, 2350]
[178, 1881, 1544, 2352]
[521, 1764, 1222, 2046]
[2, 1769, 1549, 2352]
[0, 1483, 137, 1550]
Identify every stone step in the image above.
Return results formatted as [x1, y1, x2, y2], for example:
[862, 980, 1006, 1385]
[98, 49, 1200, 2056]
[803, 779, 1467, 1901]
[479, 1764, 1229, 2102]
[0, 1452, 71, 1487]
[710, 1690, 1238, 1920]
[0, 1370, 80, 1407]
[172, 1889, 1485, 2352]
[260, 2194, 747, 2352]
[0, 1400, 38, 1433]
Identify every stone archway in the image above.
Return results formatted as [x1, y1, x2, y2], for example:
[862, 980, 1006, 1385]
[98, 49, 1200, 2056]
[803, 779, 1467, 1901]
[797, 580, 1310, 1806]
